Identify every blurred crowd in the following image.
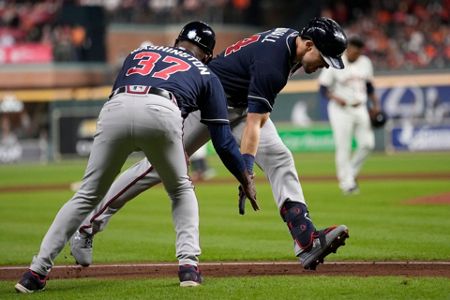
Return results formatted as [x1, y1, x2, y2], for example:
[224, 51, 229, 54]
[0, 1, 58, 46]
[324, 0, 450, 70]
[0, 0, 92, 61]
[101, 0, 257, 25]
[0, 0, 449, 69]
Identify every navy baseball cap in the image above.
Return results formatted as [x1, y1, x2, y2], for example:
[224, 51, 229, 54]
[300, 17, 348, 69]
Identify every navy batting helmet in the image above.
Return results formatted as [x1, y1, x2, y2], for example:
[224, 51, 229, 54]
[176, 21, 216, 55]
[300, 17, 348, 69]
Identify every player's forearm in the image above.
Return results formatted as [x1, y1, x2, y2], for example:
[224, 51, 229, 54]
[207, 123, 250, 186]
[240, 112, 269, 156]
[240, 125, 260, 156]
[368, 94, 379, 111]
[366, 81, 380, 110]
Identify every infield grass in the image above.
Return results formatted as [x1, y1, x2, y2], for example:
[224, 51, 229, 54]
[1, 152, 450, 265]
[1, 276, 449, 300]
[1, 152, 450, 298]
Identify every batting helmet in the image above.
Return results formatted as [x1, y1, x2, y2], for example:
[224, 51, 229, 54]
[176, 21, 216, 55]
[300, 17, 348, 69]
[370, 111, 387, 128]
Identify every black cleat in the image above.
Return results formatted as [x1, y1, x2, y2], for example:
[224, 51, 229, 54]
[298, 225, 349, 270]
[178, 265, 202, 287]
[15, 270, 47, 293]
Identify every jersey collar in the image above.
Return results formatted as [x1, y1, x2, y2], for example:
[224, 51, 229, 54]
[288, 33, 301, 76]
[287, 32, 298, 63]
[176, 46, 195, 57]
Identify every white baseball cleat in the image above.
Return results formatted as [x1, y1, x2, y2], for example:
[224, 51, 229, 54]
[70, 231, 93, 267]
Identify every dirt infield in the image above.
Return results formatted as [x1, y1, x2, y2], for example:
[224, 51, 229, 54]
[1, 261, 449, 280]
[404, 192, 450, 205]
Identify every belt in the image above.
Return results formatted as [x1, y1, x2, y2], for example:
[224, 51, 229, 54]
[349, 102, 362, 108]
[109, 85, 176, 104]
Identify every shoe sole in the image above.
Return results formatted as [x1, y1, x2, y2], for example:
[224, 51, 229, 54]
[302, 225, 349, 270]
[15, 283, 44, 294]
[70, 252, 90, 268]
[343, 186, 360, 195]
[75, 261, 90, 267]
[179, 281, 201, 287]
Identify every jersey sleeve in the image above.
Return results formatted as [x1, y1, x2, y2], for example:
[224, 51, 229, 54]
[247, 60, 287, 114]
[198, 76, 230, 125]
[318, 68, 335, 87]
[365, 57, 374, 81]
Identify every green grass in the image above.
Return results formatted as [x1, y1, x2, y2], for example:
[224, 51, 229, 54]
[1, 152, 450, 265]
[1, 180, 449, 265]
[1, 152, 449, 186]
[1, 152, 450, 298]
[1, 276, 449, 300]
[0, 157, 143, 187]
[209, 151, 450, 177]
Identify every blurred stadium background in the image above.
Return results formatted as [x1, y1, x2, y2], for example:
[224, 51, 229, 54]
[0, 0, 449, 163]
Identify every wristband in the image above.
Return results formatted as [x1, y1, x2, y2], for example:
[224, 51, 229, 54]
[242, 153, 255, 174]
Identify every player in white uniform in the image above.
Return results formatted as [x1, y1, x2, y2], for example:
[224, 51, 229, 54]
[318, 37, 380, 194]
[190, 145, 216, 181]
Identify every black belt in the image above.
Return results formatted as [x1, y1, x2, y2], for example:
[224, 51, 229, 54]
[350, 102, 363, 107]
[109, 85, 176, 103]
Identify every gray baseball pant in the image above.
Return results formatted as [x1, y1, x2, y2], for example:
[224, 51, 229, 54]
[30, 94, 199, 275]
[78, 107, 307, 249]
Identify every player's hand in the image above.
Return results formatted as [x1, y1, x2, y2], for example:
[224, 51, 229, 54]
[238, 172, 259, 215]
[369, 105, 380, 114]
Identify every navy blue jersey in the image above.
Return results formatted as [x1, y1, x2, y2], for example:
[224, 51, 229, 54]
[209, 28, 300, 113]
[113, 45, 229, 124]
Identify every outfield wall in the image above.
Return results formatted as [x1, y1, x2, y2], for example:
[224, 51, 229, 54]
[0, 25, 258, 90]
[1, 71, 449, 162]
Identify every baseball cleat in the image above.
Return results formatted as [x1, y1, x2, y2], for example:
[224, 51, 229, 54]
[298, 225, 349, 270]
[70, 230, 93, 267]
[342, 183, 359, 196]
[15, 270, 47, 293]
[178, 265, 202, 287]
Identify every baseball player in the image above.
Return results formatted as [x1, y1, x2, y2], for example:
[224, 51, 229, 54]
[190, 145, 216, 181]
[15, 21, 257, 293]
[70, 17, 350, 272]
[319, 37, 380, 195]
